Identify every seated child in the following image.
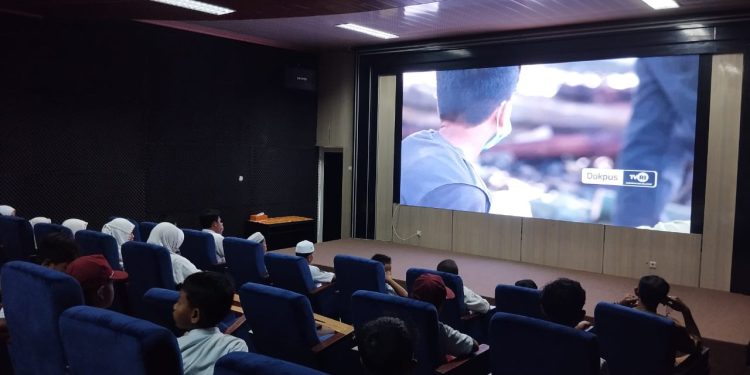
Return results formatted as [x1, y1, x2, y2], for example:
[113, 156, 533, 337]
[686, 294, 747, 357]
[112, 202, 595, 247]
[371, 254, 407, 297]
[358, 316, 415, 375]
[174, 272, 248, 375]
[437, 259, 490, 314]
[295, 240, 334, 286]
[412, 274, 479, 357]
[618, 275, 702, 355]
[514, 279, 538, 289]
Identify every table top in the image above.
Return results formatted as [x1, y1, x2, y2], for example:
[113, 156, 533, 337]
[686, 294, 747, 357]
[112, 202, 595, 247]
[247, 216, 314, 225]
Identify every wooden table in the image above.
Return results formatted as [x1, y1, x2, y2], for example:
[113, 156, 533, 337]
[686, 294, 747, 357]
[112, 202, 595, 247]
[244, 216, 316, 250]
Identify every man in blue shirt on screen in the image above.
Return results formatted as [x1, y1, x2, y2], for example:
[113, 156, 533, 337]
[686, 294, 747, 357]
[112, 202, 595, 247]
[400, 66, 520, 213]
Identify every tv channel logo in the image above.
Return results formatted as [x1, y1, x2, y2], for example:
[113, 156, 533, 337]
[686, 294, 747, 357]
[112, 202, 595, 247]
[623, 170, 657, 188]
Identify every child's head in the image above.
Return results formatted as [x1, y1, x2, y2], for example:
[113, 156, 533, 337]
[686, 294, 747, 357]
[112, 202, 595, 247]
[199, 209, 223, 235]
[541, 278, 586, 328]
[173, 272, 234, 330]
[371, 253, 392, 272]
[38, 232, 80, 272]
[515, 279, 538, 289]
[358, 317, 415, 375]
[411, 273, 455, 310]
[66, 255, 128, 308]
[436, 259, 458, 275]
[295, 240, 315, 263]
[636, 275, 670, 311]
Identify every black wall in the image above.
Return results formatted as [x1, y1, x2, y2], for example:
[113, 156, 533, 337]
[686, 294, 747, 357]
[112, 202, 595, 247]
[0, 17, 318, 236]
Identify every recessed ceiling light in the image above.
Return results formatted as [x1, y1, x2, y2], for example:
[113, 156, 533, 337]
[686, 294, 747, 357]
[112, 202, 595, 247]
[150, 0, 235, 15]
[335, 23, 399, 39]
[641, 0, 679, 10]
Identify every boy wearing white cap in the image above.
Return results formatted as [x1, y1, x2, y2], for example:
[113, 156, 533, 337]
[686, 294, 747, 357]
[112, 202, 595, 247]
[295, 240, 335, 286]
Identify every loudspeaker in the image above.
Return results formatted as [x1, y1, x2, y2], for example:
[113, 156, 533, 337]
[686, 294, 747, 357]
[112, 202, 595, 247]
[284, 66, 316, 92]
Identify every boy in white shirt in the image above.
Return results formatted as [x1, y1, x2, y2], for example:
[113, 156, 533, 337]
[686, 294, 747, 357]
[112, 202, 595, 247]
[173, 272, 247, 375]
[199, 209, 225, 263]
[295, 240, 335, 286]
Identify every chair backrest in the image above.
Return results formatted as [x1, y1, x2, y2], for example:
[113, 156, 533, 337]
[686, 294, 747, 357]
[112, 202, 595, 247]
[60, 306, 183, 375]
[0, 216, 35, 263]
[142, 288, 182, 336]
[351, 290, 441, 375]
[34, 223, 73, 245]
[494, 284, 545, 320]
[140, 221, 158, 243]
[489, 312, 600, 375]
[75, 229, 123, 270]
[215, 351, 327, 375]
[264, 252, 316, 295]
[223, 237, 268, 287]
[1, 261, 83, 375]
[333, 254, 385, 323]
[238, 282, 320, 367]
[594, 302, 676, 375]
[109, 216, 141, 242]
[405, 268, 466, 329]
[122, 241, 176, 318]
[180, 229, 218, 269]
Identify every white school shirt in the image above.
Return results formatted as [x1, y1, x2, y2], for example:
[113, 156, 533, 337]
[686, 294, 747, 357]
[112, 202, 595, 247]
[309, 265, 335, 286]
[170, 253, 201, 284]
[201, 229, 225, 263]
[178, 327, 248, 375]
[463, 286, 490, 314]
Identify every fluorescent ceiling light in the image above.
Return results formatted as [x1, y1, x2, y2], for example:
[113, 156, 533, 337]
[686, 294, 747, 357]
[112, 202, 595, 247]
[335, 23, 399, 39]
[150, 0, 235, 15]
[641, 0, 679, 10]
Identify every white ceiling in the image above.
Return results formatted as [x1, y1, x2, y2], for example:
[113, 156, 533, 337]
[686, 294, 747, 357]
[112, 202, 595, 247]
[153, 0, 750, 50]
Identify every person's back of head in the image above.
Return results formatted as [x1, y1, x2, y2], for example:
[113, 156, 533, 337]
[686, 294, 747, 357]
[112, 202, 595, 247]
[541, 278, 586, 328]
[174, 272, 234, 330]
[358, 317, 414, 375]
[515, 279, 538, 289]
[436, 259, 459, 275]
[199, 209, 222, 230]
[436, 67, 521, 126]
[66, 255, 128, 308]
[295, 240, 315, 260]
[637, 275, 670, 311]
[37, 232, 80, 272]
[371, 253, 391, 267]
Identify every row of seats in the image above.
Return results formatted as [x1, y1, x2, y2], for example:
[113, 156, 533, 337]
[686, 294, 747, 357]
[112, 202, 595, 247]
[1, 261, 326, 375]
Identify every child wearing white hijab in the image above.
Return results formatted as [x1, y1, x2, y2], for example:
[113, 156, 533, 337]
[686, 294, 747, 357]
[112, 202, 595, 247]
[0, 205, 16, 216]
[62, 218, 88, 235]
[147, 222, 200, 284]
[29, 217, 52, 227]
[102, 218, 136, 267]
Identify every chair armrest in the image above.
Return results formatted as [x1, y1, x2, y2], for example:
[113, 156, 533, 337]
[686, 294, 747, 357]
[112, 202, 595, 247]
[223, 316, 246, 336]
[311, 282, 335, 295]
[436, 344, 490, 375]
[311, 332, 353, 353]
[674, 346, 709, 375]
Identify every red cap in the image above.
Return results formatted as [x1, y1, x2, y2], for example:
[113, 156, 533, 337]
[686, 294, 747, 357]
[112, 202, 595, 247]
[66, 255, 128, 291]
[412, 273, 455, 307]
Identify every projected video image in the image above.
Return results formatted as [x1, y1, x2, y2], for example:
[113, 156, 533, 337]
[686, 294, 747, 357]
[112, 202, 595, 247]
[400, 56, 699, 233]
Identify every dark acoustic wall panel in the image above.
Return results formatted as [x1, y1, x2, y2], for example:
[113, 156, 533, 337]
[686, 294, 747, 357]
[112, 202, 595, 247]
[0, 17, 318, 236]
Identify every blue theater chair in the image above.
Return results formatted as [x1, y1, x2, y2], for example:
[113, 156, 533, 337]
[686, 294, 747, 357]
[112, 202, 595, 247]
[142, 288, 182, 336]
[494, 284, 545, 319]
[122, 241, 176, 318]
[215, 352, 328, 375]
[181, 228, 223, 271]
[333, 254, 385, 323]
[0, 216, 35, 263]
[33, 223, 73, 245]
[75, 229, 123, 270]
[264, 252, 336, 317]
[224, 237, 268, 287]
[139, 221, 158, 242]
[59, 306, 183, 375]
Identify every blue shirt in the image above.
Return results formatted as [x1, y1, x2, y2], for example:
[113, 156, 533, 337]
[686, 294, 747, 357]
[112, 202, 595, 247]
[400, 130, 491, 212]
[178, 327, 248, 375]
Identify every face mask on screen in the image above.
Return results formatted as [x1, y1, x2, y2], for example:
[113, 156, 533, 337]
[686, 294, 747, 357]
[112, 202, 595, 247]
[482, 109, 512, 151]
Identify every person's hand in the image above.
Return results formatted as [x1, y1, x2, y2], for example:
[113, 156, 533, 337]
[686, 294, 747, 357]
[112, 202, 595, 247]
[665, 296, 690, 313]
[385, 270, 394, 281]
[618, 294, 638, 308]
[575, 321, 592, 331]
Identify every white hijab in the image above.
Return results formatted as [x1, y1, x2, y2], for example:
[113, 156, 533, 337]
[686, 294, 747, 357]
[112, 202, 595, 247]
[62, 218, 88, 235]
[29, 217, 52, 227]
[0, 205, 16, 216]
[102, 218, 135, 247]
[147, 222, 184, 254]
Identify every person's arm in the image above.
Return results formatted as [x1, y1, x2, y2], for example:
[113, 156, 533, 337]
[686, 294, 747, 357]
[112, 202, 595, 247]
[463, 287, 490, 314]
[666, 296, 702, 353]
[420, 184, 489, 213]
[438, 322, 478, 357]
[385, 270, 408, 297]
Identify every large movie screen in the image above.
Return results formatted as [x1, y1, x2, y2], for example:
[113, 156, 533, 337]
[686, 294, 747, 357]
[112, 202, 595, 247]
[400, 55, 699, 233]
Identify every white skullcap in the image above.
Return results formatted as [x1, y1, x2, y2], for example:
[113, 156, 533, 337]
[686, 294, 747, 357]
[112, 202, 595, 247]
[247, 232, 265, 243]
[295, 240, 315, 255]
